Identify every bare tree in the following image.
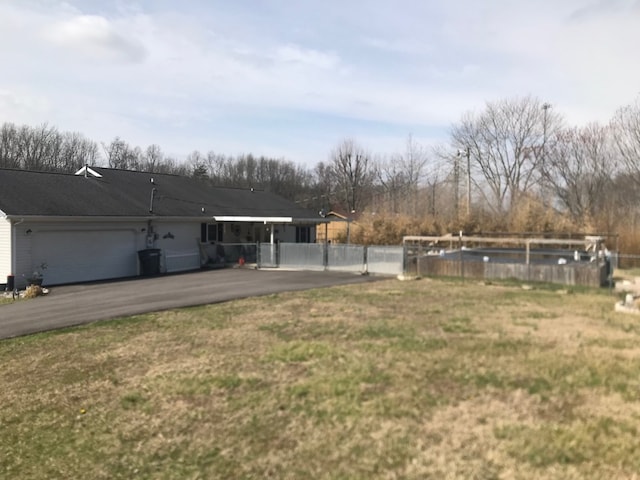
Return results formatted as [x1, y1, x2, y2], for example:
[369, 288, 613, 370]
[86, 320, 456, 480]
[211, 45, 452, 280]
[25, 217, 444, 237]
[156, 155, 189, 175]
[102, 137, 140, 170]
[18, 123, 59, 171]
[0, 123, 100, 172]
[204, 151, 227, 183]
[142, 144, 164, 172]
[330, 139, 374, 213]
[186, 150, 208, 179]
[402, 134, 429, 215]
[0, 123, 21, 169]
[59, 132, 100, 171]
[377, 134, 429, 215]
[309, 161, 335, 212]
[377, 153, 408, 214]
[451, 96, 563, 216]
[544, 123, 616, 226]
[611, 96, 640, 184]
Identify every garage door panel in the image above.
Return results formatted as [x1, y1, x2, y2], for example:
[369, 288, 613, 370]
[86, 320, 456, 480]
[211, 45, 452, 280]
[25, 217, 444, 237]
[33, 230, 138, 285]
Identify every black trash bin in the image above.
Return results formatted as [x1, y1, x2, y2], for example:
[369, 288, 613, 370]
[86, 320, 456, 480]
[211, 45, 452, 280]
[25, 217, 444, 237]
[138, 248, 161, 276]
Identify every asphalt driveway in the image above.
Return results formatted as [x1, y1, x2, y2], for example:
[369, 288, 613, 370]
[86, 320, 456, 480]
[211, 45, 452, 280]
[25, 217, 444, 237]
[0, 269, 383, 340]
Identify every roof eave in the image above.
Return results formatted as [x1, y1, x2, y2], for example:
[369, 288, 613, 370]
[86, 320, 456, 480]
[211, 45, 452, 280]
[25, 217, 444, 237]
[1, 214, 326, 223]
[213, 215, 293, 223]
[293, 217, 330, 223]
[2, 215, 211, 223]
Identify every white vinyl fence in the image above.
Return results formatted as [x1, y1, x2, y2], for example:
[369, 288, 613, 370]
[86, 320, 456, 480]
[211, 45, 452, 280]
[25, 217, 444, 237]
[164, 250, 201, 273]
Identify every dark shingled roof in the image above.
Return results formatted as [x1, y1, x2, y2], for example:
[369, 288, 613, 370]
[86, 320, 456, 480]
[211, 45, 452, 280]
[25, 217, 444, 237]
[0, 167, 322, 221]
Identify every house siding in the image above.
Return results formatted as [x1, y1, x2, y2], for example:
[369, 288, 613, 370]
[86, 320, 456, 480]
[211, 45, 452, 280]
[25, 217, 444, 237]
[153, 221, 202, 272]
[0, 217, 11, 284]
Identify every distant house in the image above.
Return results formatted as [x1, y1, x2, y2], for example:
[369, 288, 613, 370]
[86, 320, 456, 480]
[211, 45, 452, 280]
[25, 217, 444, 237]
[315, 210, 361, 244]
[0, 166, 324, 287]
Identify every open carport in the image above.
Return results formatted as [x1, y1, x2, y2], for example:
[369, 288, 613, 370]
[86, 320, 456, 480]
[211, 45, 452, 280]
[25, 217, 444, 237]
[0, 269, 382, 339]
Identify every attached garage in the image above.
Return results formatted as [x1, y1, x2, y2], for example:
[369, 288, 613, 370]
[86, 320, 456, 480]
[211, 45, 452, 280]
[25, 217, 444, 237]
[32, 229, 138, 285]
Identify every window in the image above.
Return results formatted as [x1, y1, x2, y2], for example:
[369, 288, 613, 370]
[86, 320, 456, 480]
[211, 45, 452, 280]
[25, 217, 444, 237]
[201, 223, 224, 243]
[296, 226, 311, 243]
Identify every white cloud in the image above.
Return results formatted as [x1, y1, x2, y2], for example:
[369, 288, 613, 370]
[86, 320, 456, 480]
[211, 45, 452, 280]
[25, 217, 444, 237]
[44, 14, 147, 62]
[360, 36, 433, 56]
[272, 44, 340, 69]
[1, 0, 640, 166]
[0, 88, 52, 123]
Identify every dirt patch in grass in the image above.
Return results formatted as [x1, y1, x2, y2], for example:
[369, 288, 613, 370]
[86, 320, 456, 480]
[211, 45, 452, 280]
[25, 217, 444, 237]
[1, 278, 639, 478]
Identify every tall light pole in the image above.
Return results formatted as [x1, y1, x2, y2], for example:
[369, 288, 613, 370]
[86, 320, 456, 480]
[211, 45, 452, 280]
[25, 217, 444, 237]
[457, 148, 471, 217]
[453, 153, 459, 220]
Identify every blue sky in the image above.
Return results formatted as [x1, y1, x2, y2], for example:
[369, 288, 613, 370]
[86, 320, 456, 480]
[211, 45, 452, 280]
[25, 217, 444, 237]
[1, 0, 640, 166]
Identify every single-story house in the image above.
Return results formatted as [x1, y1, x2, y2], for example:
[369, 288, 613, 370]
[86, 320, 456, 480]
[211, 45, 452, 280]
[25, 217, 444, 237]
[0, 166, 325, 288]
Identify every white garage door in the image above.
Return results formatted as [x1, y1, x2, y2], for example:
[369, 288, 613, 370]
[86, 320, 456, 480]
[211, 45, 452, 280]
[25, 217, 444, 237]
[32, 230, 138, 285]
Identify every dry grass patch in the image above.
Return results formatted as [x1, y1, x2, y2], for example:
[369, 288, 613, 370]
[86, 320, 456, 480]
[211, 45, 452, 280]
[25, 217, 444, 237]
[2, 278, 640, 478]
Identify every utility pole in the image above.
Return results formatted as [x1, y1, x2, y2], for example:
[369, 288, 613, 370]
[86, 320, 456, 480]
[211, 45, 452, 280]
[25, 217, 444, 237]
[457, 147, 471, 217]
[453, 154, 459, 220]
[541, 103, 551, 207]
[465, 148, 470, 217]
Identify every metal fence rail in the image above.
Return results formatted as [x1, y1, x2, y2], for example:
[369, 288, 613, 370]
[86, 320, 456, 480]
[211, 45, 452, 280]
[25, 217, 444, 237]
[256, 243, 403, 276]
[250, 238, 640, 287]
[258, 243, 278, 268]
[327, 245, 366, 272]
[250, 241, 640, 287]
[366, 246, 405, 275]
[279, 243, 325, 271]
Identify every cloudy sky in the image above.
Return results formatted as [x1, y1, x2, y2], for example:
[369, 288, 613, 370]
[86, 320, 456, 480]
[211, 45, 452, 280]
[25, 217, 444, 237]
[1, 0, 639, 166]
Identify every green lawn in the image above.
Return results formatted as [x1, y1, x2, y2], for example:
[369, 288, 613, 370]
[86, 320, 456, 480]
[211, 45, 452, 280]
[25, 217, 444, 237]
[1, 278, 639, 479]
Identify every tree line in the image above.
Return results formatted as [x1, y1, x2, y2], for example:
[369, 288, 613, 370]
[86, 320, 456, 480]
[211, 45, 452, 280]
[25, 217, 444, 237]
[3, 94, 640, 249]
